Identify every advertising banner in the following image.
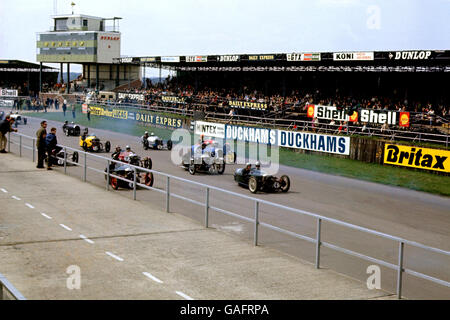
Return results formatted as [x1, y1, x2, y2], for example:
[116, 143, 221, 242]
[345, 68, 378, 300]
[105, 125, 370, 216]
[218, 55, 240, 62]
[399, 112, 411, 127]
[359, 109, 397, 125]
[228, 100, 268, 111]
[313, 105, 358, 122]
[161, 96, 186, 104]
[225, 125, 277, 145]
[89, 105, 183, 129]
[118, 92, 145, 101]
[194, 121, 225, 139]
[278, 130, 350, 155]
[161, 56, 180, 63]
[287, 53, 321, 61]
[0, 89, 18, 97]
[333, 52, 374, 61]
[186, 56, 207, 63]
[384, 144, 450, 173]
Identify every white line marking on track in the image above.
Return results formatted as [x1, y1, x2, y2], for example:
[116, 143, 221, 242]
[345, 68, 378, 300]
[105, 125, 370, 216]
[41, 213, 52, 219]
[176, 291, 194, 300]
[105, 251, 124, 262]
[11, 196, 21, 200]
[25, 203, 35, 209]
[0, 188, 7, 193]
[79, 235, 94, 244]
[59, 224, 72, 231]
[143, 272, 163, 284]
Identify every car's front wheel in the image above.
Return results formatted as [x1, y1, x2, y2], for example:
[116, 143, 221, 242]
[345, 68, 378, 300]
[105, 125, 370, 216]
[280, 175, 290, 193]
[188, 162, 196, 175]
[248, 176, 259, 194]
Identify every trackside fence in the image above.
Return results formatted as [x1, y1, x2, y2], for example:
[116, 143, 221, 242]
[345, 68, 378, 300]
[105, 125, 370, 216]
[7, 131, 450, 299]
[0, 273, 26, 300]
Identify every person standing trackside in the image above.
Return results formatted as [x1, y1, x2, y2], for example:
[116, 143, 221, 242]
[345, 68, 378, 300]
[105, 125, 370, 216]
[87, 106, 91, 121]
[62, 99, 67, 116]
[45, 127, 60, 170]
[72, 104, 76, 119]
[0, 116, 17, 153]
[36, 121, 47, 169]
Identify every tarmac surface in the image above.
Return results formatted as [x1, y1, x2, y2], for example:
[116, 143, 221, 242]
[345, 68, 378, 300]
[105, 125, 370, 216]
[1, 108, 449, 299]
[0, 153, 393, 300]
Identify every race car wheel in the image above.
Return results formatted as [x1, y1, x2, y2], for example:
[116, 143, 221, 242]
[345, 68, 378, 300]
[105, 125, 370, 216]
[72, 152, 79, 163]
[143, 158, 152, 170]
[105, 141, 111, 153]
[280, 175, 290, 193]
[74, 127, 80, 136]
[167, 140, 173, 151]
[57, 159, 64, 166]
[94, 144, 101, 152]
[82, 141, 88, 151]
[248, 176, 259, 194]
[188, 162, 196, 175]
[217, 163, 225, 175]
[144, 172, 154, 187]
[110, 177, 119, 190]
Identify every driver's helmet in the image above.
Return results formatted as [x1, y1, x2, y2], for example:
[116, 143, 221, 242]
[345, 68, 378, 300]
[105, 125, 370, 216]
[126, 145, 131, 150]
[71, 121, 74, 124]
[115, 145, 121, 152]
[245, 162, 251, 170]
[150, 132, 155, 136]
[255, 161, 261, 169]
[144, 131, 148, 135]
[64, 120, 68, 124]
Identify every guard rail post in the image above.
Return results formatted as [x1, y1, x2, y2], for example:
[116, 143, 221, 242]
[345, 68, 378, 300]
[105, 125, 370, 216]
[63, 147, 67, 174]
[316, 218, 322, 269]
[19, 135, 22, 157]
[83, 152, 87, 182]
[254, 201, 259, 246]
[205, 187, 210, 228]
[32, 139, 35, 162]
[133, 167, 137, 200]
[397, 242, 405, 299]
[106, 160, 110, 191]
[166, 176, 170, 213]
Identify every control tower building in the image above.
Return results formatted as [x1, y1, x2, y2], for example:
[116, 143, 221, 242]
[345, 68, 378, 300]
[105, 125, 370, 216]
[36, 13, 140, 93]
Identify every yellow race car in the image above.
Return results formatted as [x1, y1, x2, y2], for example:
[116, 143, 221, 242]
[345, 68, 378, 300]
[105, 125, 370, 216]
[79, 133, 111, 153]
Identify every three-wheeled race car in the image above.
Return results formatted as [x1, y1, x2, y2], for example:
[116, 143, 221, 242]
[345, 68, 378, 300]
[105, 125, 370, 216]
[105, 151, 153, 190]
[46, 148, 79, 166]
[63, 121, 88, 136]
[9, 113, 27, 126]
[181, 143, 225, 175]
[141, 133, 173, 151]
[80, 133, 111, 153]
[234, 167, 290, 194]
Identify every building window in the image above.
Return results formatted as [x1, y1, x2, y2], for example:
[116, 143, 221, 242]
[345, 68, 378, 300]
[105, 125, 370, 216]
[83, 19, 88, 27]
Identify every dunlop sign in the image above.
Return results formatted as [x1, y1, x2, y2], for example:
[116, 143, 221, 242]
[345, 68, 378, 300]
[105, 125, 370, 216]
[384, 144, 450, 173]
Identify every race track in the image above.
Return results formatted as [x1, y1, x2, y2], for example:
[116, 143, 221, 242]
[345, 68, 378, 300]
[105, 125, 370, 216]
[5, 111, 450, 299]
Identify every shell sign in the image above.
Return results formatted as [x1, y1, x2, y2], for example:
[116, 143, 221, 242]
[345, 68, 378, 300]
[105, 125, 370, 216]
[349, 111, 358, 122]
[399, 112, 410, 127]
[307, 104, 315, 118]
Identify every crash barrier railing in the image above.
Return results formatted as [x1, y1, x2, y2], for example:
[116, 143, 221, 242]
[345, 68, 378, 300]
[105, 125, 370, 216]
[0, 273, 26, 300]
[80, 101, 449, 147]
[7, 132, 450, 299]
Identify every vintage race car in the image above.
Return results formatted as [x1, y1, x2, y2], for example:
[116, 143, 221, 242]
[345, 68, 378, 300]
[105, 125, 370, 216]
[106, 152, 154, 190]
[234, 168, 290, 194]
[63, 121, 88, 136]
[142, 134, 173, 151]
[47, 149, 79, 166]
[201, 138, 236, 164]
[181, 144, 225, 175]
[79, 134, 111, 153]
[9, 113, 27, 126]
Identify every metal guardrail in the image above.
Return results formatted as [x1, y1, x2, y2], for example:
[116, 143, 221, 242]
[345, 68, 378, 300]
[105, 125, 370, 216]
[6, 131, 450, 299]
[76, 100, 449, 147]
[0, 273, 26, 300]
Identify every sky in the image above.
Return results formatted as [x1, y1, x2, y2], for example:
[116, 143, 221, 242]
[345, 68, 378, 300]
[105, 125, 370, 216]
[0, 0, 449, 74]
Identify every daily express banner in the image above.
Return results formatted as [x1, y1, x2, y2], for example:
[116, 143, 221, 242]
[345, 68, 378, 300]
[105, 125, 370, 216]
[89, 105, 183, 129]
[118, 92, 145, 101]
[228, 100, 268, 111]
[161, 96, 186, 104]
[384, 144, 450, 173]
[278, 130, 350, 155]
[195, 121, 225, 139]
